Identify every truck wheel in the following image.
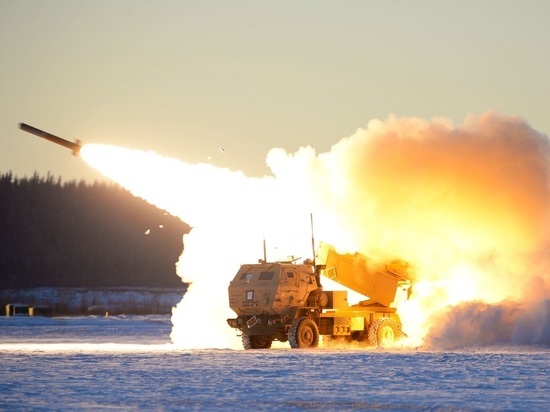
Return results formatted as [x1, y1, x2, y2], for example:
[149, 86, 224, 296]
[242, 334, 273, 349]
[368, 318, 399, 348]
[288, 317, 319, 349]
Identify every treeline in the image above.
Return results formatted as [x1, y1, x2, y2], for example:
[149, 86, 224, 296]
[0, 172, 190, 290]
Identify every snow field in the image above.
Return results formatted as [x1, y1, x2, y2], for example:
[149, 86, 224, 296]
[0, 315, 548, 411]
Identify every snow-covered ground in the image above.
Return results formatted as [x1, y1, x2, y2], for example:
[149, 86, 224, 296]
[1, 315, 548, 411]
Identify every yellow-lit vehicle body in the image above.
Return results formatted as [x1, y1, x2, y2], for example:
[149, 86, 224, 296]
[227, 243, 412, 349]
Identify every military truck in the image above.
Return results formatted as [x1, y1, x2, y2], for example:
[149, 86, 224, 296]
[227, 243, 412, 349]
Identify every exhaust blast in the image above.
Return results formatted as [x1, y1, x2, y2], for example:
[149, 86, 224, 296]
[79, 146, 311, 349]
[80, 111, 550, 349]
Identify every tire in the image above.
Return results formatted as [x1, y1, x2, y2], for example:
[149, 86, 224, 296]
[242, 334, 273, 350]
[368, 318, 399, 348]
[288, 317, 320, 349]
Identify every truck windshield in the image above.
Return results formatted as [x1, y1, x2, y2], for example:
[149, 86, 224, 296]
[240, 273, 253, 282]
[259, 271, 275, 280]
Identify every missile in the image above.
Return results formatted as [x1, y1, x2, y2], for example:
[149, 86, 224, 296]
[19, 123, 82, 156]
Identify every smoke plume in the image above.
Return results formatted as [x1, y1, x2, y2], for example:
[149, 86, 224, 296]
[82, 112, 550, 349]
[268, 112, 550, 348]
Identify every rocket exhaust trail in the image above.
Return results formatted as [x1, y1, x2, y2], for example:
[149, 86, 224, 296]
[19, 123, 82, 156]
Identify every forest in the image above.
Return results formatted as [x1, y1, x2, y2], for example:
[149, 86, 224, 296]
[0, 171, 190, 292]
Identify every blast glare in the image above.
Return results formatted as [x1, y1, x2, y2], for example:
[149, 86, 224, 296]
[81, 112, 550, 349]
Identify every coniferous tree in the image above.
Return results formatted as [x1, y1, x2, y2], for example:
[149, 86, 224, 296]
[0, 172, 190, 290]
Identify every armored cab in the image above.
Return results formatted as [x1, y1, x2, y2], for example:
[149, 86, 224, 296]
[227, 261, 326, 348]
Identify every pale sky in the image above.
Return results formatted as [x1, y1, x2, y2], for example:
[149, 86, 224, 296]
[1, 1, 549, 182]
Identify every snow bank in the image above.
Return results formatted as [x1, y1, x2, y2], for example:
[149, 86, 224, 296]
[0, 287, 186, 316]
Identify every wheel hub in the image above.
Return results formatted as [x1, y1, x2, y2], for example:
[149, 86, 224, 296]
[380, 325, 395, 344]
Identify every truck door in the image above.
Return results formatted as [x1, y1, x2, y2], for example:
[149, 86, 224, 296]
[285, 267, 311, 304]
[276, 267, 298, 308]
[283, 268, 299, 290]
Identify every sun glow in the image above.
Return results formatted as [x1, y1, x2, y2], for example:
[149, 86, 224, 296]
[80, 112, 550, 349]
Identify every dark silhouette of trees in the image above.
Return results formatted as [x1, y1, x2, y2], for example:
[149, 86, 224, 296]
[0, 171, 190, 290]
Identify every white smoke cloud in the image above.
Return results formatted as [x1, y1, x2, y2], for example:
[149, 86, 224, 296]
[267, 112, 550, 347]
[82, 112, 550, 349]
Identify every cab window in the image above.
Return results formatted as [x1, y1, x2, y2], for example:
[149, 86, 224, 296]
[259, 271, 274, 280]
[240, 273, 253, 282]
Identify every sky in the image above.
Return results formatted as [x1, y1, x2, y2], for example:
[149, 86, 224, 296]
[1, 1, 549, 183]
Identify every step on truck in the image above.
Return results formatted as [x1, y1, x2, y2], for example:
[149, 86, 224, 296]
[227, 243, 412, 349]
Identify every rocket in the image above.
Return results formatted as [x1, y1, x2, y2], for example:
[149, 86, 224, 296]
[19, 123, 82, 156]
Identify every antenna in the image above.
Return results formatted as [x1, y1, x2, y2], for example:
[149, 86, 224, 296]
[310, 213, 316, 268]
[263, 236, 267, 263]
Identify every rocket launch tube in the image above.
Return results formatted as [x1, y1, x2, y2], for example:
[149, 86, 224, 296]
[19, 123, 82, 156]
